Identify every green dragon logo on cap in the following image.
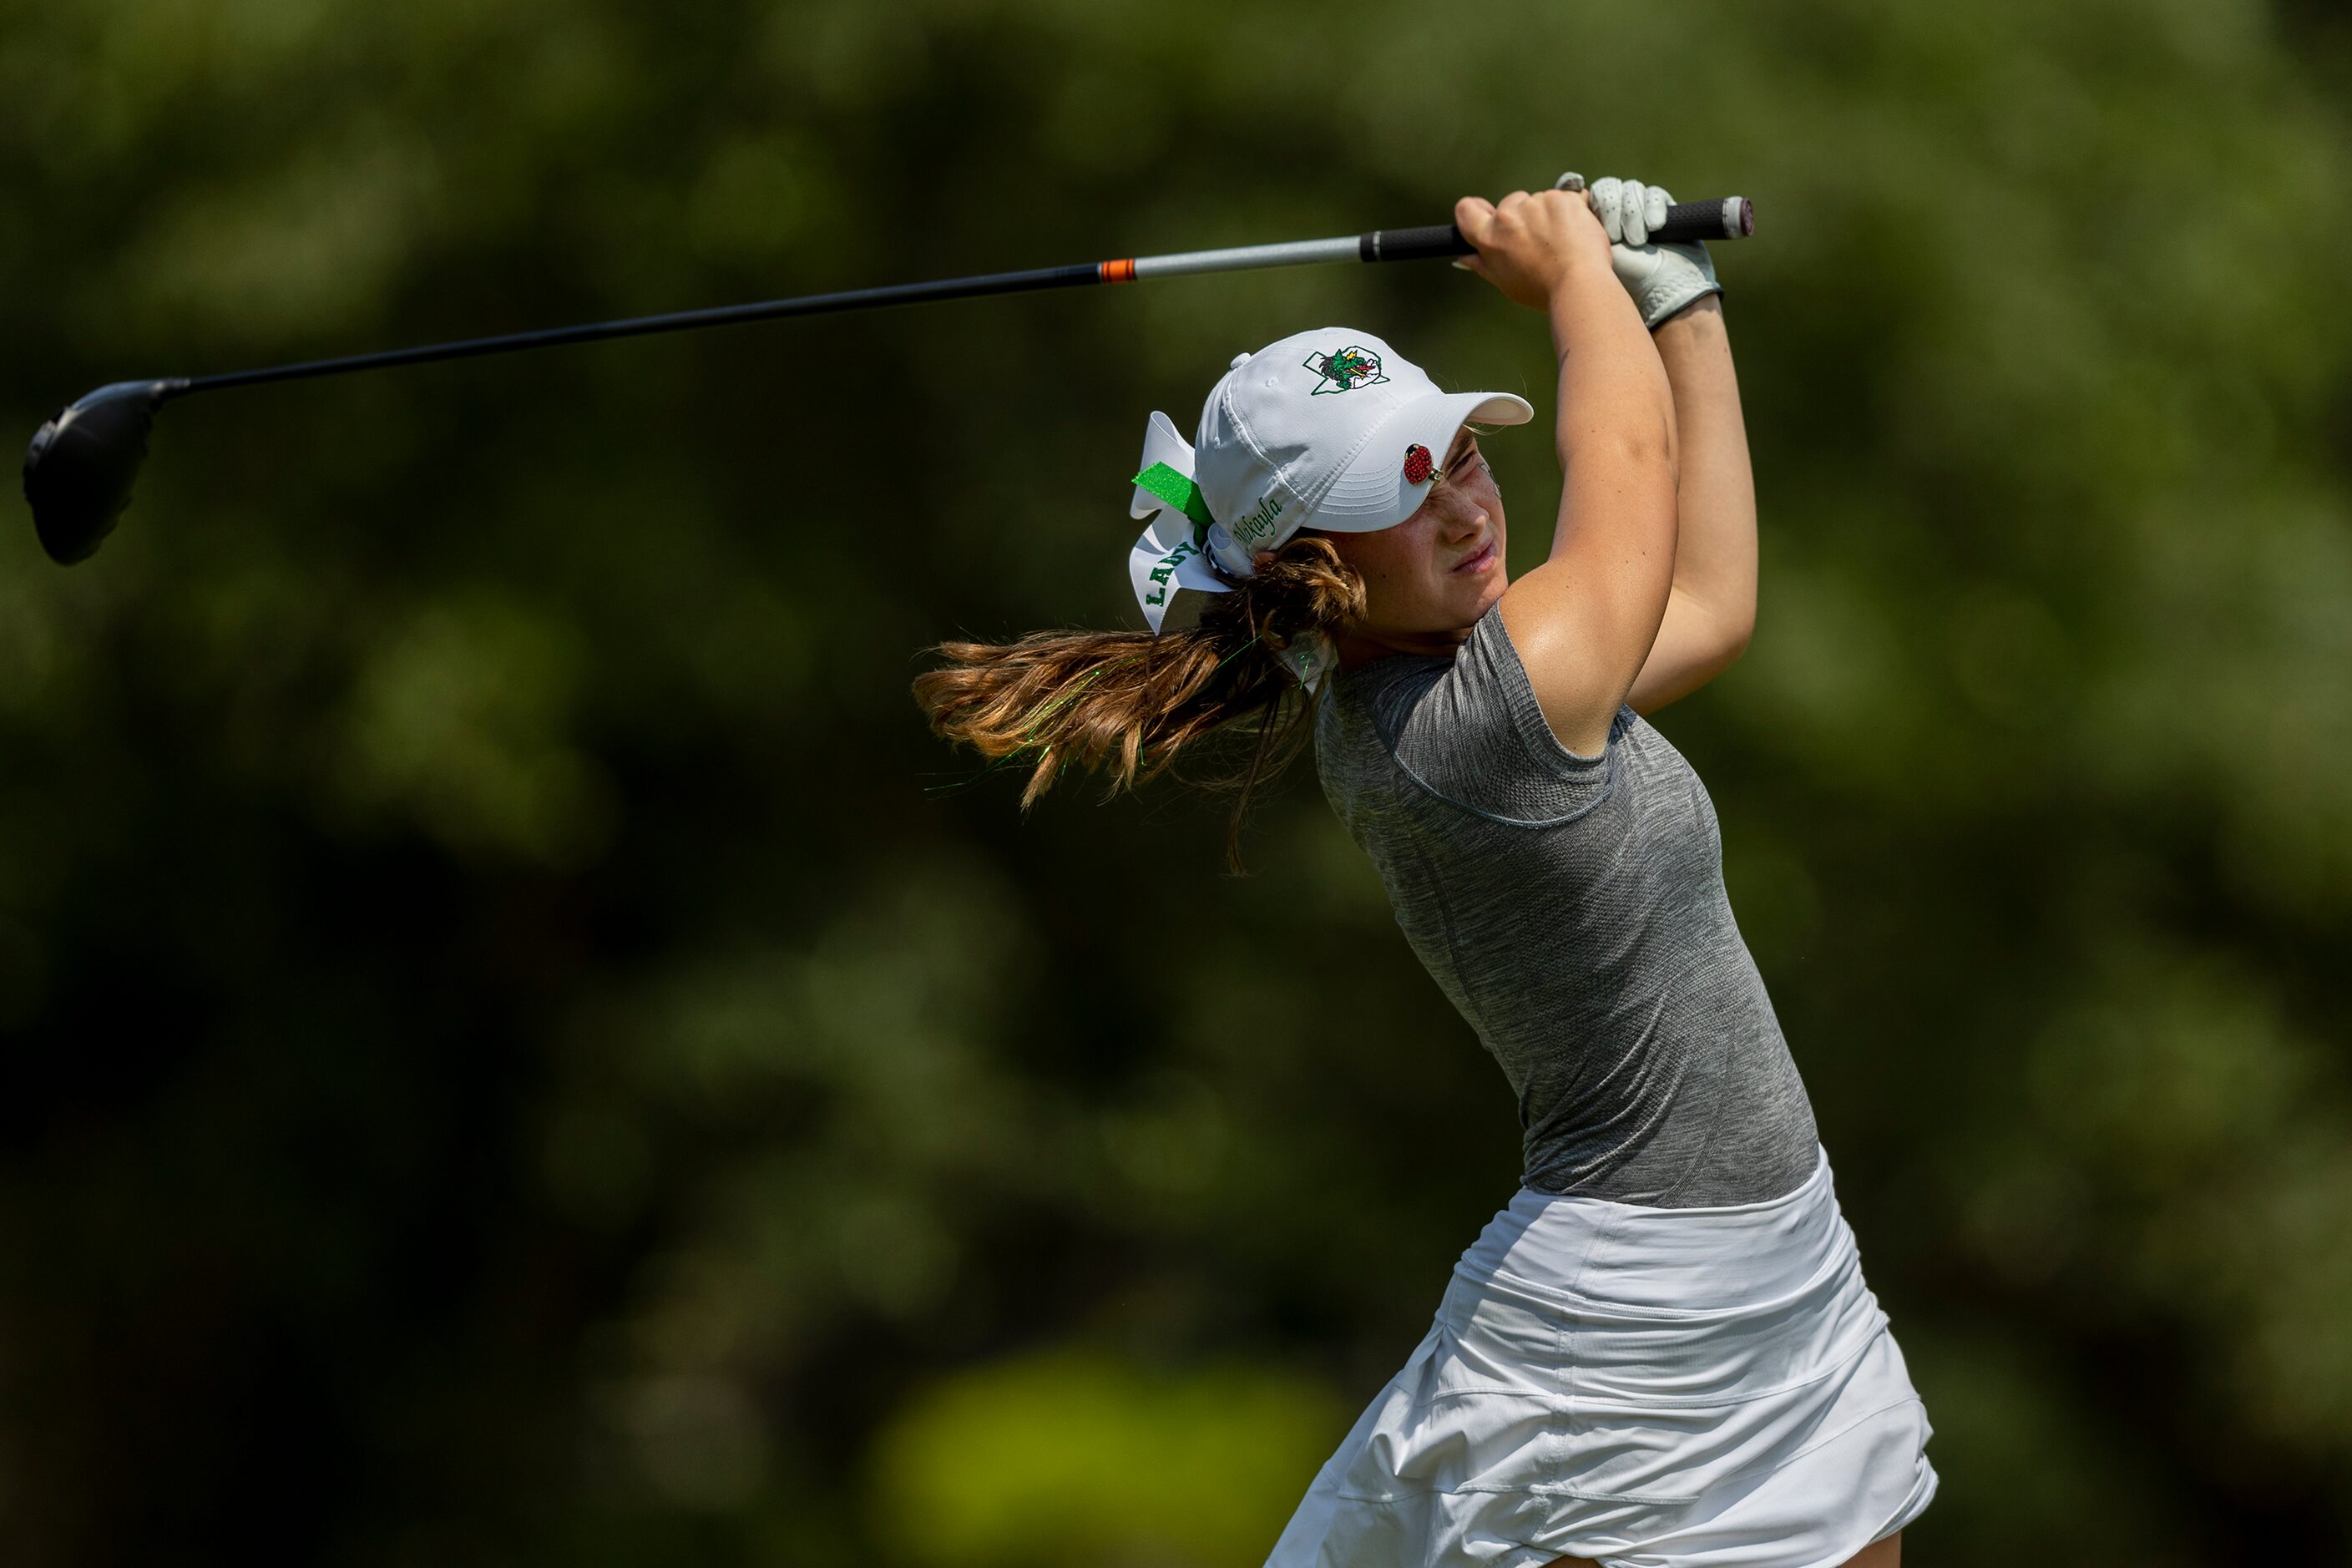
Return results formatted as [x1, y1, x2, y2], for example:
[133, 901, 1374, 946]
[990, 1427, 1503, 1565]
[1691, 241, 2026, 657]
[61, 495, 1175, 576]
[1303, 345, 1388, 395]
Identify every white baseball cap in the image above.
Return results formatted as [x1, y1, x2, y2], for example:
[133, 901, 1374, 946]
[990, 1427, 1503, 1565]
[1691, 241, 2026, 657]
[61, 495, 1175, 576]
[1126, 328, 1531, 667]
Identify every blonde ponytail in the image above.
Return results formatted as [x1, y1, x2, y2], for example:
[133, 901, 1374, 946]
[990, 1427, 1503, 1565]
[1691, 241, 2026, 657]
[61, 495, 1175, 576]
[912, 536, 1366, 858]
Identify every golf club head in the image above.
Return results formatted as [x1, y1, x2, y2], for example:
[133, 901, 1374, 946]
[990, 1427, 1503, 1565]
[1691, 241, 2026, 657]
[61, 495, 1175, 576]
[22, 379, 186, 564]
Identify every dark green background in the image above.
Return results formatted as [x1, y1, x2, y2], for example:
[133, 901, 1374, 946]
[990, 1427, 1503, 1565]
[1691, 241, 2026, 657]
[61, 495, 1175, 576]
[3, 1, 2349, 1562]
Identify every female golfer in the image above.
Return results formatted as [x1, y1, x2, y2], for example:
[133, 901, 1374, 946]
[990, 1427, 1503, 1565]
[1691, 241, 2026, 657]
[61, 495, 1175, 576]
[914, 178, 1935, 1568]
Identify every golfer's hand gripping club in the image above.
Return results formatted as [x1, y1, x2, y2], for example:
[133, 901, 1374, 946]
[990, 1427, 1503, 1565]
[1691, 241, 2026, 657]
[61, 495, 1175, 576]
[23, 176, 1753, 568]
[1559, 172, 1724, 329]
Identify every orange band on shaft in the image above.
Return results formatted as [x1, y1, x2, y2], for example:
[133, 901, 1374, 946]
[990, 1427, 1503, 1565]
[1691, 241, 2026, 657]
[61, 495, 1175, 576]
[1100, 258, 1137, 283]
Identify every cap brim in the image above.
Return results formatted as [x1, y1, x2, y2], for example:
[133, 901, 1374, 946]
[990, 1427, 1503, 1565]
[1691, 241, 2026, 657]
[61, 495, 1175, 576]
[1308, 389, 1533, 533]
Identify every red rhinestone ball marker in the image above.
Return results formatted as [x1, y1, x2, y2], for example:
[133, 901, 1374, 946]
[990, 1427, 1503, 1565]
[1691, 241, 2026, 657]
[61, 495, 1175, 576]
[1402, 443, 1435, 485]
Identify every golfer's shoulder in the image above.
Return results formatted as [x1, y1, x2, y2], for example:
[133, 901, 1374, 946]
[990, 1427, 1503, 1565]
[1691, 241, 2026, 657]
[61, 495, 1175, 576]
[1337, 608, 1625, 827]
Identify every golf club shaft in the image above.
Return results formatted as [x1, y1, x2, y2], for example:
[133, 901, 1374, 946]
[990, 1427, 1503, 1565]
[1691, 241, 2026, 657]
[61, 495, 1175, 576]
[176, 201, 1751, 399]
[23, 192, 1753, 566]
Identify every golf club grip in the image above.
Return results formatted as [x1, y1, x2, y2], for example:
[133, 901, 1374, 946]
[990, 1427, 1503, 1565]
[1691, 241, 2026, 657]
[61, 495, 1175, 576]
[1363, 198, 1753, 265]
[1655, 198, 1754, 242]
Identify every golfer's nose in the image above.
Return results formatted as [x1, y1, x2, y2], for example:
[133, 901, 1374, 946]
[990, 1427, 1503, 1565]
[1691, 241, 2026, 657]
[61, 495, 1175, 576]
[1437, 490, 1486, 541]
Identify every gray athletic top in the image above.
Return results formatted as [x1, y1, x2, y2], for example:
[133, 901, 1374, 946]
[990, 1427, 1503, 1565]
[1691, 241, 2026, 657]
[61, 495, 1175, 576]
[1313, 604, 1818, 1208]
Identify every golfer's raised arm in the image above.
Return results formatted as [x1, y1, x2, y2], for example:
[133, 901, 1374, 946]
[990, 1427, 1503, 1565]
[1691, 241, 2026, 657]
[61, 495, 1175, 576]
[1627, 296, 1758, 713]
[1457, 190, 1680, 756]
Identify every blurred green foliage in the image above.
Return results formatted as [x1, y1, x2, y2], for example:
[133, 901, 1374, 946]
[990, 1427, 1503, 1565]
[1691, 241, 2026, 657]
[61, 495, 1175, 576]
[873, 1351, 1343, 1566]
[2, 0, 2349, 1563]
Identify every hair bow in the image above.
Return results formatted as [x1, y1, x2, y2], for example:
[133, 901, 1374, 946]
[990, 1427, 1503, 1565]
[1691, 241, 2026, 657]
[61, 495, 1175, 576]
[1123, 413, 1334, 690]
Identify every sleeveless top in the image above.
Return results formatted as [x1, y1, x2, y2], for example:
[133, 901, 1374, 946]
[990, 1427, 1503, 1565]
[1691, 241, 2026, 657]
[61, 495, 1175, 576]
[1312, 604, 1818, 1206]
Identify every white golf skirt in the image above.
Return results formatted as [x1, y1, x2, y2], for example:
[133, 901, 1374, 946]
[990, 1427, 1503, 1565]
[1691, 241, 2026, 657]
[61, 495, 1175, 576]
[1265, 1149, 1935, 1568]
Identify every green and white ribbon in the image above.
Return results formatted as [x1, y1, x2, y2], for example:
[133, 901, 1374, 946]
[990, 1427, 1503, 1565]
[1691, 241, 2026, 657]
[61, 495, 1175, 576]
[1130, 460, 1215, 545]
[1125, 411, 1333, 691]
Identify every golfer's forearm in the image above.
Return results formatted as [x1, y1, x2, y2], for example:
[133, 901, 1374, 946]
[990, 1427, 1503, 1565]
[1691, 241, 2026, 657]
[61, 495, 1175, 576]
[1544, 269, 1678, 569]
[1652, 299, 1755, 644]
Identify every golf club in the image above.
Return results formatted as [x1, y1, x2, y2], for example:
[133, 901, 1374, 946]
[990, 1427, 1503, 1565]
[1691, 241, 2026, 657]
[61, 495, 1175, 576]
[22, 189, 1753, 567]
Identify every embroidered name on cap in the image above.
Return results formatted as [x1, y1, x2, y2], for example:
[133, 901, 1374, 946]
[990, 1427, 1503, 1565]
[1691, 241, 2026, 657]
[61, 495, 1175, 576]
[1231, 492, 1286, 548]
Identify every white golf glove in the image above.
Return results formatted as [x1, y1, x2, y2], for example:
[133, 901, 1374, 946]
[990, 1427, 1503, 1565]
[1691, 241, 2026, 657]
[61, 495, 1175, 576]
[1563, 173, 1721, 329]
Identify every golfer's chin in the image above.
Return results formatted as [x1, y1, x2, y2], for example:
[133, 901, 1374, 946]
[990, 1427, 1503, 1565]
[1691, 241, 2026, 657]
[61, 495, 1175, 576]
[1334, 571, 1510, 666]
[1449, 564, 1509, 630]
[1405, 575, 1507, 646]
[1398, 585, 1508, 655]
